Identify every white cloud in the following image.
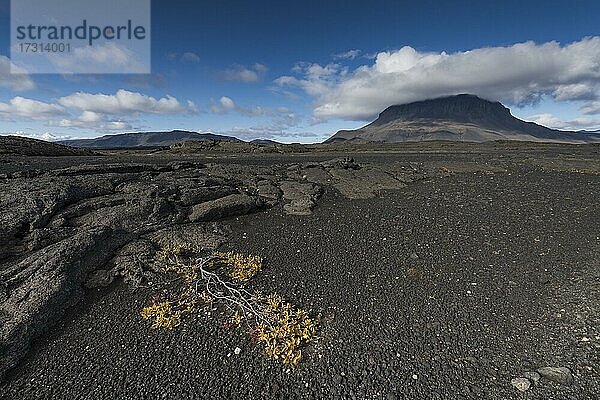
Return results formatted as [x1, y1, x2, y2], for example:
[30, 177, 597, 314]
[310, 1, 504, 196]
[209, 96, 271, 117]
[47, 43, 147, 73]
[209, 96, 236, 114]
[222, 126, 318, 141]
[122, 74, 168, 89]
[581, 101, 600, 115]
[527, 113, 565, 128]
[0, 90, 197, 133]
[334, 49, 361, 60]
[0, 56, 35, 91]
[275, 63, 346, 98]
[552, 84, 596, 101]
[266, 86, 301, 100]
[220, 96, 236, 110]
[272, 110, 301, 128]
[50, 109, 132, 132]
[58, 89, 197, 115]
[209, 104, 225, 114]
[105, 120, 131, 130]
[166, 52, 201, 63]
[208, 97, 303, 138]
[222, 64, 268, 83]
[181, 52, 201, 63]
[51, 115, 132, 132]
[253, 63, 268, 74]
[78, 110, 103, 123]
[527, 113, 600, 131]
[0, 97, 65, 120]
[6, 131, 75, 141]
[52, 90, 197, 132]
[276, 37, 600, 121]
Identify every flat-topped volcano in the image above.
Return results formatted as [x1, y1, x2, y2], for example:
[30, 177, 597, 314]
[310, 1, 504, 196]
[327, 94, 600, 144]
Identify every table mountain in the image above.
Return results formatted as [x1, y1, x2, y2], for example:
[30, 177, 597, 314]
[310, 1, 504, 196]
[326, 94, 600, 143]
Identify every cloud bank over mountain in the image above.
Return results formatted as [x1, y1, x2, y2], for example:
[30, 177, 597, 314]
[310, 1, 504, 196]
[276, 37, 600, 121]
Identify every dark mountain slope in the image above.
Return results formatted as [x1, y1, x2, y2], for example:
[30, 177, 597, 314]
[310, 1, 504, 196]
[327, 95, 600, 144]
[59, 130, 241, 148]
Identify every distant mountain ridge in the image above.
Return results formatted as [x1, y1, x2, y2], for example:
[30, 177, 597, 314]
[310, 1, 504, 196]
[327, 94, 600, 144]
[58, 130, 242, 148]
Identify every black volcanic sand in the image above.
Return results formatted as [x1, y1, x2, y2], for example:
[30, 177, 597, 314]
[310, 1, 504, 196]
[1, 145, 600, 399]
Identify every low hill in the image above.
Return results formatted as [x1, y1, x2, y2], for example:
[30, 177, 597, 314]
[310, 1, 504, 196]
[58, 130, 241, 148]
[0, 136, 96, 156]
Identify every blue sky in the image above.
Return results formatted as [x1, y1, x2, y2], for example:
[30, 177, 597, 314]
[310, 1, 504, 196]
[1, 0, 600, 142]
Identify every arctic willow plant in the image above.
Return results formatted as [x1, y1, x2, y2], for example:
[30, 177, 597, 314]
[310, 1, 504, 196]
[141, 243, 317, 365]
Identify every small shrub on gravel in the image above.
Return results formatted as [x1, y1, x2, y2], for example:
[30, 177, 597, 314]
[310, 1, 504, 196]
[141, 243, 317, 365]
[140, 298, 197, 329]
[214, 251, 263, 282]
[254, 294, 317, 365]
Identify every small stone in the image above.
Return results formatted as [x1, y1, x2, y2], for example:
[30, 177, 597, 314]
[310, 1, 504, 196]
[522, 371, 540, 383]
[412, 374, 418, 380]
[234, 347, 241, 355]
[410, 252, 419, 260]
[537, 366, 573, 385]
[511, 378, 531, 392]
[283, 198, 316, 216]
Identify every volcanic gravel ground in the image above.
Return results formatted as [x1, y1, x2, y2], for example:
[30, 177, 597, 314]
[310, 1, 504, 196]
[2, 166, 599, 399]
